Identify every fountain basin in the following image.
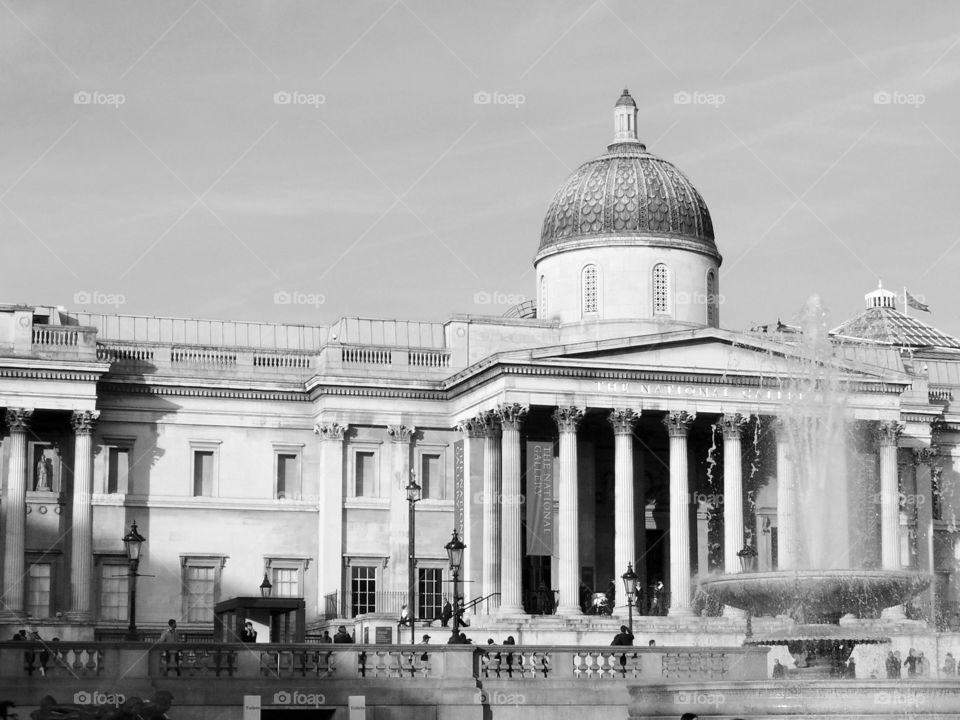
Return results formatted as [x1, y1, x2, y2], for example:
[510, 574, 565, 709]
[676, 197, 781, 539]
[698, 569, 930, 623]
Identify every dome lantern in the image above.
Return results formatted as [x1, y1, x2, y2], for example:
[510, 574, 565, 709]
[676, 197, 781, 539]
[613, 89, 642, 147]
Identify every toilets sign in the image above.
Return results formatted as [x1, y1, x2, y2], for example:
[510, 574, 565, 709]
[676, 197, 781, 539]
[592, 380, 803, 402]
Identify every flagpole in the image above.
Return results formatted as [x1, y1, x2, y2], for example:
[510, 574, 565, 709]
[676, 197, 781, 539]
[903, 286, 909, 317]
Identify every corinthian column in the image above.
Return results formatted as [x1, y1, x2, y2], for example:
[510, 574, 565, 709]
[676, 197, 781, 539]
[2, 408, 33, 618]
[877, 421, 904, 570]
[663, 410, 695, 616]
[554, 406, 584, 615]
[68, 409, 99, 621]
[387, 424, 415, 595]
[480, 411, 502, 609]
[455, 417, 485, 609]
[497, 403, 528, 615]
[608, 408, 638, 616]
[314, 422, 346, 617]
[720, 413, 747, 573]
[775, 419, 796, 571]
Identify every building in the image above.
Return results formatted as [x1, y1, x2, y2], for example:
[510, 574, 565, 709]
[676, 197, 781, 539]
[1, 90, 958, 645]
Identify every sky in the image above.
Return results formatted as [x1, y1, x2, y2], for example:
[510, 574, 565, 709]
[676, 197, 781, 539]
[2, 0, 960, 338]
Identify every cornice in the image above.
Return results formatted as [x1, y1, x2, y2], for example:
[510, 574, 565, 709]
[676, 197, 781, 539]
[0, 367, 106, 382]
[98, 382, 306, 402]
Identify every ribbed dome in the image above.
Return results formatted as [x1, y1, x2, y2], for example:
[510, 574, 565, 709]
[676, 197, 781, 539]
[538, 144, 716, 256]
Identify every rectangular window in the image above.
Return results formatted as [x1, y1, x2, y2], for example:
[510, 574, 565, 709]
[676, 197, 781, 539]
[185, 565, 216, 623]
[355, 451, 376, 497]
[107, 447, 130, 494]
[276, 453, 298, 499]
[420, 453, 442, 499]
[26, 563, 51, 619]
[351, 566, 376, 615]
[193, 451, 214, 497]
[272, 567, 300, 598]
[418, 568, 443, 620]
[100, 564, 128, 621]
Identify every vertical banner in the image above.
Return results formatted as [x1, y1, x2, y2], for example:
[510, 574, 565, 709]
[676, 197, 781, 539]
[349, 695, 366, 720]
[526, 440, 554, 555]
[454, 439, 465, 535]
[242, 695, 261, 720]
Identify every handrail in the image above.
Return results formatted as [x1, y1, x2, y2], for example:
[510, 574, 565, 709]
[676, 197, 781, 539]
[462, 592, 501, 614]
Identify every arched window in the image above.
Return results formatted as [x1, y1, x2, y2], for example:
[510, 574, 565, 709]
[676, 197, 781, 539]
[653, 263, 670, 315]
[706, 270, 717, 326]
[581, 264, 598, 316]
[539, 276, 547, 319]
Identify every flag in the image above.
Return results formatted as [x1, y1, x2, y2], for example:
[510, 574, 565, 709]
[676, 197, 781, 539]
[905, 290, 930, 313]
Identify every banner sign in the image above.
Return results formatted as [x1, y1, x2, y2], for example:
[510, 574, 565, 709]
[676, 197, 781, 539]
[525, 440, 554, 556]
[454, 439, 465, 536]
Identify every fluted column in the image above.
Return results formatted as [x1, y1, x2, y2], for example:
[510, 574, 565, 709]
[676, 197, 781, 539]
[554, 406, 584, 615]
[720, 414, 747, 573]
[775, 419, 796, 571]
[877, 421, 904, 569]
[455, 417, 485, 608]
[609, 408, 638, 616]
[387, 425, 415, 594]
[2, 408, 33, 618]
[315, 422, 346, 617]
[480, 411, 502, 608]
[68, 409, 99, 621]
[664, 411, 695, 616]
[498, 403, 528, 614]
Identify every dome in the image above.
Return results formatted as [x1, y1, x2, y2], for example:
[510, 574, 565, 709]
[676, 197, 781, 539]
[538, 144, 716, 257]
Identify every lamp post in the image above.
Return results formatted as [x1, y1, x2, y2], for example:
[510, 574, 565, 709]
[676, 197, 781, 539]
[621, 562, 638, 637]
[445, 529, 466, 643]
[406, 473, 422, 645]
[737, 546, 757, 641]
[122, 521, 146, 641]
[260, 573, 273, 598]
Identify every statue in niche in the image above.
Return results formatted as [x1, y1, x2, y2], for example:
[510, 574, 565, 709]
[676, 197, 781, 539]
[35, 454, 53, 491]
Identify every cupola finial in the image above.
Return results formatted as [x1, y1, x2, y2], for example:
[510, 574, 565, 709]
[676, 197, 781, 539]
[613, 89, 640, 144]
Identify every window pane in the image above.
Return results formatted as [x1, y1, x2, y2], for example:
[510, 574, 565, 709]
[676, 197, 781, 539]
[194, 451, 214, 497]
[421, 454, 441, 499]
[185, 565, 215, 622]
[418, 568, 442, 619]
[272, 567, 299, 598]
[108, 448, 130, 494]
[277, 454, 298, 499]
[100, 564, 129, 621]
[356, 452, 375, 497]
[582, 265, 598, 314]
[653, 264, 669, 314]
[350, 566, 376, 616]
[26, 564, 51, 619]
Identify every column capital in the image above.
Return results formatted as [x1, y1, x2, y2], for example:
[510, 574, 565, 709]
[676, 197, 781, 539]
[719, 413, 748, 439]
[387, 424, 415, 443]
[5, 408, 34, 432]
[912, 446, 938, 466]
[70, 410, 99, 435]
[454, 416, 485, 438]
[496, 403, 528, 431]
[875, 420, 905, 447]
[553, 406, 584, 434]
[663, 410, 695, 437]
[314, 422, 346, 441]
[479, 410, 502, 438]
[608, 408, 638, 435]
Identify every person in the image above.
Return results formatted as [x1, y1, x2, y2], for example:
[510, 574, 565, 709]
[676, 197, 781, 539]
[653, 580, 666, 616]
[399, 604, 412, 627]
[680, 713, 698, 720]
[28, 629, 49, 677]
[158, 619, 181, 676]
[885, 650, 897, 679]
[648, 639, 656, 647]
[239, 621, 257, 642]
[893, 650, 902, 678]
[904, 647, 918, 677]
[140, 690, 174, 719]
[917, 651, 928, 676]
[440, 599, 452, 627]
[333, 625, 353, 644]
[611, 625, 634, 646]
[419, 634, 430, 662]
[943, 651, 956, 676]
[158, 618, 179, 643]
[846, 656, 856, 678]
[11, 630, 26, 641]
[772, 658, 785, 678]
[319, 630, 332, 643]
[487, 638, 495, 645]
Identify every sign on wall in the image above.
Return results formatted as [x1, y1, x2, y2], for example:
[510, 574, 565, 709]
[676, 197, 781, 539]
[454, 439, 464, 535]
[526, 440, 554, 556]
[242, 695, 261, 720]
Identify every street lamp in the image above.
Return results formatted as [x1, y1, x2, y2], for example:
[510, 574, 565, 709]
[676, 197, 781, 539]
[406, 473, 422, 644]
[260, 573, 273, 598]
[444, 529, 466, 643]
[737, 545, 758, 573]
[621, 563, 638, 637]
[122, 521, 146, 641]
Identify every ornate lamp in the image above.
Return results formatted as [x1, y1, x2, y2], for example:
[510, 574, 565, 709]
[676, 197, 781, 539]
[260, 573, 273, 598]
[621, 563, 638, 636]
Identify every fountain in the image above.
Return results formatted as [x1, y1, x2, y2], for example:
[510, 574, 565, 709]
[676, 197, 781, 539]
[699, 296, 930, 677]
